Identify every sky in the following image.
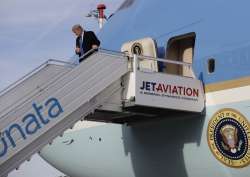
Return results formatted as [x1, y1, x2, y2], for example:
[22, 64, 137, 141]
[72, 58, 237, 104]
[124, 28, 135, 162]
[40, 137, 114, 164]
[0, 0, 122, 176]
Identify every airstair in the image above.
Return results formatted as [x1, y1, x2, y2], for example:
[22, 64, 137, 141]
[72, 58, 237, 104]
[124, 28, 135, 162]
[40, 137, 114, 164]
[0, 49, 205, 176]
[0, 50, 128, 176]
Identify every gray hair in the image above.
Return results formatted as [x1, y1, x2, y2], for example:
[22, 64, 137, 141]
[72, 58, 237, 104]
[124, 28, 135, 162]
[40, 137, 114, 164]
[72, 24, 83, 31]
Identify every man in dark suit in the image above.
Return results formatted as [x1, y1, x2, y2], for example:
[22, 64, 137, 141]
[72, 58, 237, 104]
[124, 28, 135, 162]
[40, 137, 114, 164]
[72, 24, 100, 62]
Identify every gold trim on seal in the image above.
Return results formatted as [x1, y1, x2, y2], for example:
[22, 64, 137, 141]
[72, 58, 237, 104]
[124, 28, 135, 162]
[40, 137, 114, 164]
[207, 108, 250, 168]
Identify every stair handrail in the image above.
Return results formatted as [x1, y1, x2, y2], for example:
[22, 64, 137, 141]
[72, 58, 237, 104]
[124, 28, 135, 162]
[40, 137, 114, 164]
[0, 51, 127, 123]
[79, 48, 126, 61]
[0, 59, 76, 98]
[135, 55, 196, 78]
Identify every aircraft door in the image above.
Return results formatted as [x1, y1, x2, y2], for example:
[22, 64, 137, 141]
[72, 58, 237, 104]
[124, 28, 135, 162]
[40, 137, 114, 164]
[166, 33, 195, 77]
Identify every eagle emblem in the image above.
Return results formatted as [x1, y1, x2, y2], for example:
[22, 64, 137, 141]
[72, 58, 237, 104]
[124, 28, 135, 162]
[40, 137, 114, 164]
[207, 108, 250, 168]
[220, 125, 243, 154]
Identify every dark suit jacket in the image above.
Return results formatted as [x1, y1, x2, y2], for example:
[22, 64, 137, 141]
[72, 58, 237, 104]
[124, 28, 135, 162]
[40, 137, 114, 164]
[76, 31, 100, 61]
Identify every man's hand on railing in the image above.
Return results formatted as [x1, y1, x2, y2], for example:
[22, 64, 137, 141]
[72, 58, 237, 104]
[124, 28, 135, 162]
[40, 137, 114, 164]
[75, 47, 81, 54]
[92, 45, 99, 49]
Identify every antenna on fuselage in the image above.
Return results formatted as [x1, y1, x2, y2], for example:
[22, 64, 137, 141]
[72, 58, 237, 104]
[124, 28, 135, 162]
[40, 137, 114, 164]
[85, 4, 107, 29]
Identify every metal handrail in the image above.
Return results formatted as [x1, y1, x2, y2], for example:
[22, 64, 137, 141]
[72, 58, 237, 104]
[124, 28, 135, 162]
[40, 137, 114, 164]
[79, 48, 127, 61]
[0, 48, 122, 99]
[0, 50, 124, 123]
[0, 59, 75, 97]
[98, 49, 193, 68]
[99, 48, 126, 56]
[78, 48, 97, 60]
[79, 48, 195, 79]
[137, 55, 192, 67]
[0, 48, 195, 98]
[134, 54, 196, 78]
[47, 59, 77, 67]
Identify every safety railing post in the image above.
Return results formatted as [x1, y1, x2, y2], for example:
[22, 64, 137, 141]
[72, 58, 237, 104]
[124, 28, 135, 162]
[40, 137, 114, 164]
[133, 54, 138, 72]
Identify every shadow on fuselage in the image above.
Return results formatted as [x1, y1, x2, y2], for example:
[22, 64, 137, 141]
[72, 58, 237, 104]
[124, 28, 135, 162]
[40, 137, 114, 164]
[122, 113, 205, 177]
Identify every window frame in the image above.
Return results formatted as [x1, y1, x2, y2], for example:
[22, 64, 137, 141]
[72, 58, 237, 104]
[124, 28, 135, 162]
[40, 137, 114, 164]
[207, 58, 216, 74]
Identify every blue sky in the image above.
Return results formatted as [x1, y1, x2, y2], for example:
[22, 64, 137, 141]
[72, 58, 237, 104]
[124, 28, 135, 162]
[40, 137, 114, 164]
[0, 0, 122, 176]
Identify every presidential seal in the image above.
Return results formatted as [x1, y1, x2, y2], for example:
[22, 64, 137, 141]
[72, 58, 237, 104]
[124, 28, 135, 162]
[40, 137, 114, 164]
[207, 108, 250, 168]
[131, 43, 143, 55]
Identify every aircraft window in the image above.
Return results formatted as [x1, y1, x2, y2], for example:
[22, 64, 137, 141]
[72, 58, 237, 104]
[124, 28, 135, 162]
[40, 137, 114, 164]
[208, 58, 215, 73]
[165, 32, 196, 77]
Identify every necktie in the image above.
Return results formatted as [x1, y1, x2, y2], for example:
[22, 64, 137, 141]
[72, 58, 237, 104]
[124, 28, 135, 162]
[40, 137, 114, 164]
[79, 35, 84, 56]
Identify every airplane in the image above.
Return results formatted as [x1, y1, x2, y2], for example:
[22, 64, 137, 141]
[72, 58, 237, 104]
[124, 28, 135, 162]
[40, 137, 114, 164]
[39, 0, 250, 176]
[1, 0, 250, 177]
